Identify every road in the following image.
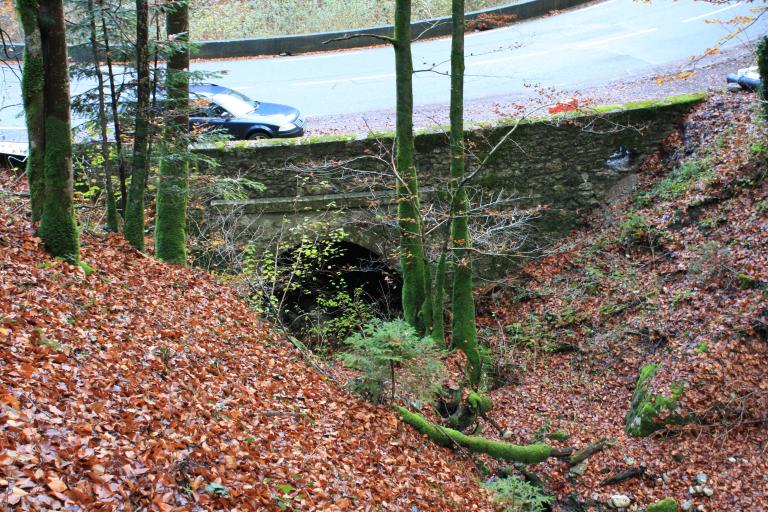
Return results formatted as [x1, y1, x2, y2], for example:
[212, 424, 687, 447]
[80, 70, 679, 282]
[1, 0, 766, 146]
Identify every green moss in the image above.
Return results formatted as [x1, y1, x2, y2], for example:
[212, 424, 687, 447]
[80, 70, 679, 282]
[39, 116, 80, 263]
[548, 429, 569, 442]
[625, 364, 688, 437]
[468, 391, 493, 415]
[393, 404, 551, 463]
[646, 497, 678, 512]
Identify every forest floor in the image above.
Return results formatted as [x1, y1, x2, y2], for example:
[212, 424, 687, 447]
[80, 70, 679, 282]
[1, 90, 767, 511]
[469, 90, 768, 511]
[0, 190, 490, 507]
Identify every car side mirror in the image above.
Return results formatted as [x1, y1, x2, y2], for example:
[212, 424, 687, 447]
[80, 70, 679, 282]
[220, 111, 233, 120]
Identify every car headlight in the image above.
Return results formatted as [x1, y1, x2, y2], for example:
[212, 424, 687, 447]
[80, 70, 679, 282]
[278, 122, 297, 132]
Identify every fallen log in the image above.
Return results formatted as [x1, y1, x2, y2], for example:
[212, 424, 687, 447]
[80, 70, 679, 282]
[394, 404, 551, 463]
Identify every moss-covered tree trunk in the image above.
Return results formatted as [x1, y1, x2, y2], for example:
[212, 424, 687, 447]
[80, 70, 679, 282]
[154, 0, 189, 264]
[15, 0, 44, 222]
[757, 36, 768, 120]
[36, 0, 79, 261]
[124, 0, 151, 249]
[86, 0, 118, 232]
[448, 0, 481, 387]
[394, 0, 429, 333]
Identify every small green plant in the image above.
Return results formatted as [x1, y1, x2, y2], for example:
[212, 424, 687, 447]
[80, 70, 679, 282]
[639, 158, 714, 204]
[485, 476, 553, 512]
[340, 319, 446, 404]
[694, 341, 710, 355]
[618, 213, 665, 249]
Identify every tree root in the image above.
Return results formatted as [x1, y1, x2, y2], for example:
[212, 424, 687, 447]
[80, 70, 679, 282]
[394, 404, 551, 463]
[395, 405, 615, 466]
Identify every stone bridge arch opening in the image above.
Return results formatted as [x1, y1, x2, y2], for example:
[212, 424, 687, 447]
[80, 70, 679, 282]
[278, 240, 402, 344]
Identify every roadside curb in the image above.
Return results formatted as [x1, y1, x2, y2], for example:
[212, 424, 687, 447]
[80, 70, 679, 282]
[3, 0, 593, 62]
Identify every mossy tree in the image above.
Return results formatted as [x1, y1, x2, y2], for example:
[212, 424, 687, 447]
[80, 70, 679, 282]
[16, 0, 80, 261]
[154, 0, 189, 264]
[15, 0, 44, 222]
[446, 0, 481, 388]
[393, 0, 430, 334]
[124, 0, 151, 250]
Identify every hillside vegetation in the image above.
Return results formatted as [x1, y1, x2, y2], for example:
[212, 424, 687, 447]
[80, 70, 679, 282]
[473, 92, 768, 510]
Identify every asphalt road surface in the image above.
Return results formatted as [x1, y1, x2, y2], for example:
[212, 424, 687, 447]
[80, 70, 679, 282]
[1, 0, 766, 146]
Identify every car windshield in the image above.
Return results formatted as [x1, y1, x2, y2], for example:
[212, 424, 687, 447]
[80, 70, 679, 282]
[211, 93, 254, 118]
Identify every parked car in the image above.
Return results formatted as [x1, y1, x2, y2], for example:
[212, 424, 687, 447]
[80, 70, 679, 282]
[189, 83, 305, 139]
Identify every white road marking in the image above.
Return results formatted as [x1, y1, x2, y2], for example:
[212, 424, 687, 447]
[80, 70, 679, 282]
[292, 73, 395, 86]
[573, 28, 657, 48]
[467, 28, 656, 67]
[467, 50, 552, 66]
[682, 2, 742, 23]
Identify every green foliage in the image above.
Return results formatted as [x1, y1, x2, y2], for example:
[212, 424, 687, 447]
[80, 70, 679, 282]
[618, 212, 666, 249]
[485, 476, 553, 512]
[639, 158, 714, 204]
[694, 341, 710, 355]
[341, 319, 446, 404]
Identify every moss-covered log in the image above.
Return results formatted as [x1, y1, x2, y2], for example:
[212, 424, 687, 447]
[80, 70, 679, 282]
[394, 404, 551, 463]
[625, 364, 688, 437]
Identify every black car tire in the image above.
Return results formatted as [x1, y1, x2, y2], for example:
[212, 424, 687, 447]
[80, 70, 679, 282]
[247, 131, 270, 140]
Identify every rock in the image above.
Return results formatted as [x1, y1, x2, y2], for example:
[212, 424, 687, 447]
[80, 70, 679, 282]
[728, 457, 737, 463]
[696, 506, 706, 512]
[694, 485, 703, 495]
[625, 456, 636, 465]
[681, 500, 694, 511]
[611, 494, 632, 508]
[662, 472, 671, 483]
[569, 460, 588, 477]
[688, 486, 696, 495]
[703, 487, 714, 497]
[502, 430, 513, 439]
[695, 472, 708, 485]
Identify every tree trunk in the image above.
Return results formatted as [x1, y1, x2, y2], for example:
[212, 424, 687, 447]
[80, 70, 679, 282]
[154, 0, 189, 264]
[124, 0, 151, 249]
[37, 0, 79, 261]
[99, 1, 128, 214]
[448, 0, 481, 387]
[15, 0, 44, 222]
[87, 0, 118, 232]
[394, 0, 428, 334]
[757, 36, 768, 120]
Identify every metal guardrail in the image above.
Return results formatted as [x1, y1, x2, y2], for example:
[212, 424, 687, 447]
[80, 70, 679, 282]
[2, 0, 593, 62]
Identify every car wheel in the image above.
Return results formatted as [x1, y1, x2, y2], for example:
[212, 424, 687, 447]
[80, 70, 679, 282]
[248, 132, 270, 140]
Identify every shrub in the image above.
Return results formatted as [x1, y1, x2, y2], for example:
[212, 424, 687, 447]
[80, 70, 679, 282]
[340, 319, 446, 404]
[485, 476, 553, 512]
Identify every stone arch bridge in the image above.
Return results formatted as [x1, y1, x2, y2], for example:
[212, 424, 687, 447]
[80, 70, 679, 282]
[192, 95, 702, 279]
